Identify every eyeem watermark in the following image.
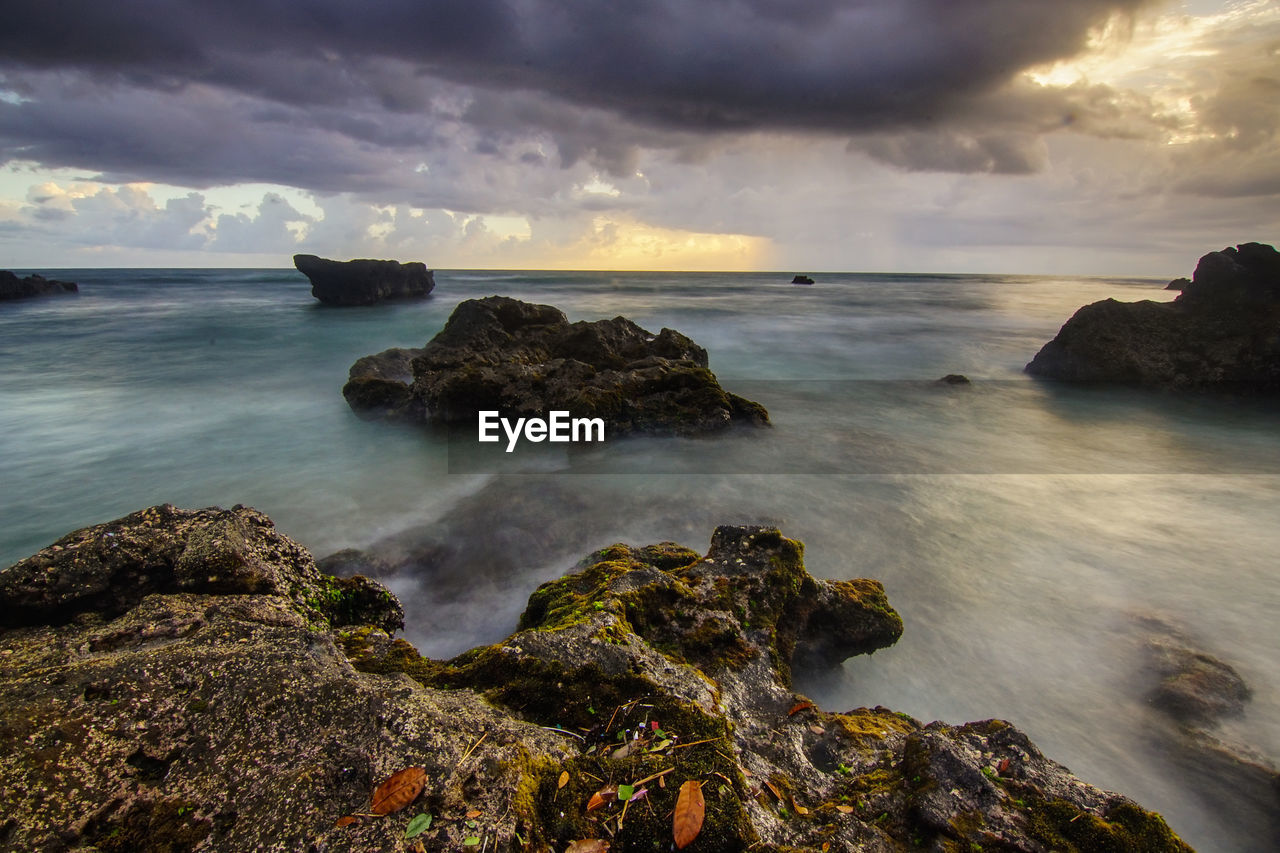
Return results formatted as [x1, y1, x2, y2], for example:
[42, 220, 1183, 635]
[478, 410, 605, 452]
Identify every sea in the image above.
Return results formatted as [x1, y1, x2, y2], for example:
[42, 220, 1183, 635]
[2, 268, 1278, 851]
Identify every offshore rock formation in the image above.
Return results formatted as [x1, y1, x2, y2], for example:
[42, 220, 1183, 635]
[0, 507, 1190, 851]
[791, 275, 815, 285]
[293, 254, 435, 306]
[0, 270, 78, 301]
[345, 295, 770, 435]
[1026, 242, 1280, 389]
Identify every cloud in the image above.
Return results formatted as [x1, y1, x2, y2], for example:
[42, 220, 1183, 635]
[0, 1, 1277, 273]
[14, 182, 208, 250]
[0, 0, 1160, 191]
[0, 1, 1151, 128]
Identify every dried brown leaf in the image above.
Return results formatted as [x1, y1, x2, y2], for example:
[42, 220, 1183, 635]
[557, 770, 570, 790]
[763, 780, 782, 800]
[565, 840, 611, 853]
[836, 805, 855, 814]
[788, 701, 814, 716]
[998, 757, 1011, 775]
[586, 785, 618, 812]
[333, 815, 358, 828]
[673, 780, 705, 850]
[791, 796, 809, 816]
[465, 809, 482, 819]
[371, 766, 427, 816]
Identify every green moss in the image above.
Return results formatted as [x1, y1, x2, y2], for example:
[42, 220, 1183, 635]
[338, 627, 446, 683]
[519, 554, 640, 632]
[1024, 797, 1192, 852]
[675, 617, 758, 671]
[307, 574, 402, 633]
[828, 708, 918, 743]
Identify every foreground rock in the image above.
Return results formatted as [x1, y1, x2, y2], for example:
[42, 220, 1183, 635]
[1026, 242, 1280, 390]
[345, 295, 769, 435]
[293, 253, 435, 306]
[1, 507, 1190, 852]
[0, 270, 78, 301]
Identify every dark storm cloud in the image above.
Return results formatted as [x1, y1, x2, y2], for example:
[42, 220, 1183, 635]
[0, 0, 1161, 191]
[1, 0, 1150, 130]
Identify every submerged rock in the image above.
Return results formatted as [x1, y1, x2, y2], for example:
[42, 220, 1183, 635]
[1136, 616, 1280, 848]
[937, 373, 971, 385]
[1, 507, 1191, 851]
[293, 253, 435, 306]
[791, 275, 815, 285]
[346, 295, 770, 435]
[1026, 242, 1280, 390]
[0, 270, 78, 301]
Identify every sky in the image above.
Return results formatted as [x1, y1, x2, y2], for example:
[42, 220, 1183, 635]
[0, 0, 1276, 275]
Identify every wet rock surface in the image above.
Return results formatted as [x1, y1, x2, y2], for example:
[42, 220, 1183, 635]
[0, 505, 1193, 851]
[1026, 242, 1280, 390]
[293, 254, 435, 306]
[0, 270, 78, 301]
[345, 295, 770, 435]
[1136, 616, 1280, 850]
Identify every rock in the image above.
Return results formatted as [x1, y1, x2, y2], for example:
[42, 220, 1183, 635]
[1026, 242, 1280, 390]
[293, 254, 435, 306]
[937, 373, 971, 385]
[1166, 277, 1190, 291]
[1147, 637, 1251, 726]
[346, 295, 770, 436]
[791, 275, 815, 284]
[342, 346, 426, 419]
[1134, 616, 1280, 849]
[0, 504, 402, 634]
[1, 508, 1191, 852]
[0, 270, 78, 301]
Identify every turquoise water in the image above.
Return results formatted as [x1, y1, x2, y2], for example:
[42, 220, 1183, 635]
[2, 268, 1277, 850]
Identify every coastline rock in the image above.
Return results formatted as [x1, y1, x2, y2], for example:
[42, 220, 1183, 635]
[0, 270, 78, 301]
[341, 346, 426, 419]
[346, 295, 770, 435]
[1026, 242, 1280, 390]
[791, 274, 815, 285]
[1, 507, 1190, 852]
[1166, 277, 1190, 291]
[293, 253, 435, 306]
[937, 373, 971, 385]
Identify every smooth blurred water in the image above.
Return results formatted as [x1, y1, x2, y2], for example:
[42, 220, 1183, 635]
[2, 268, 1277, 851]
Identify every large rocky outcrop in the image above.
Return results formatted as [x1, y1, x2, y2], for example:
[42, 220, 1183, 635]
[0, 270, 78, 301]
[293, 254, 435, 306]
[345, 295, 770, 435]
[1025, 242, 1280, 389]
[1, 507, 1190, 852]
